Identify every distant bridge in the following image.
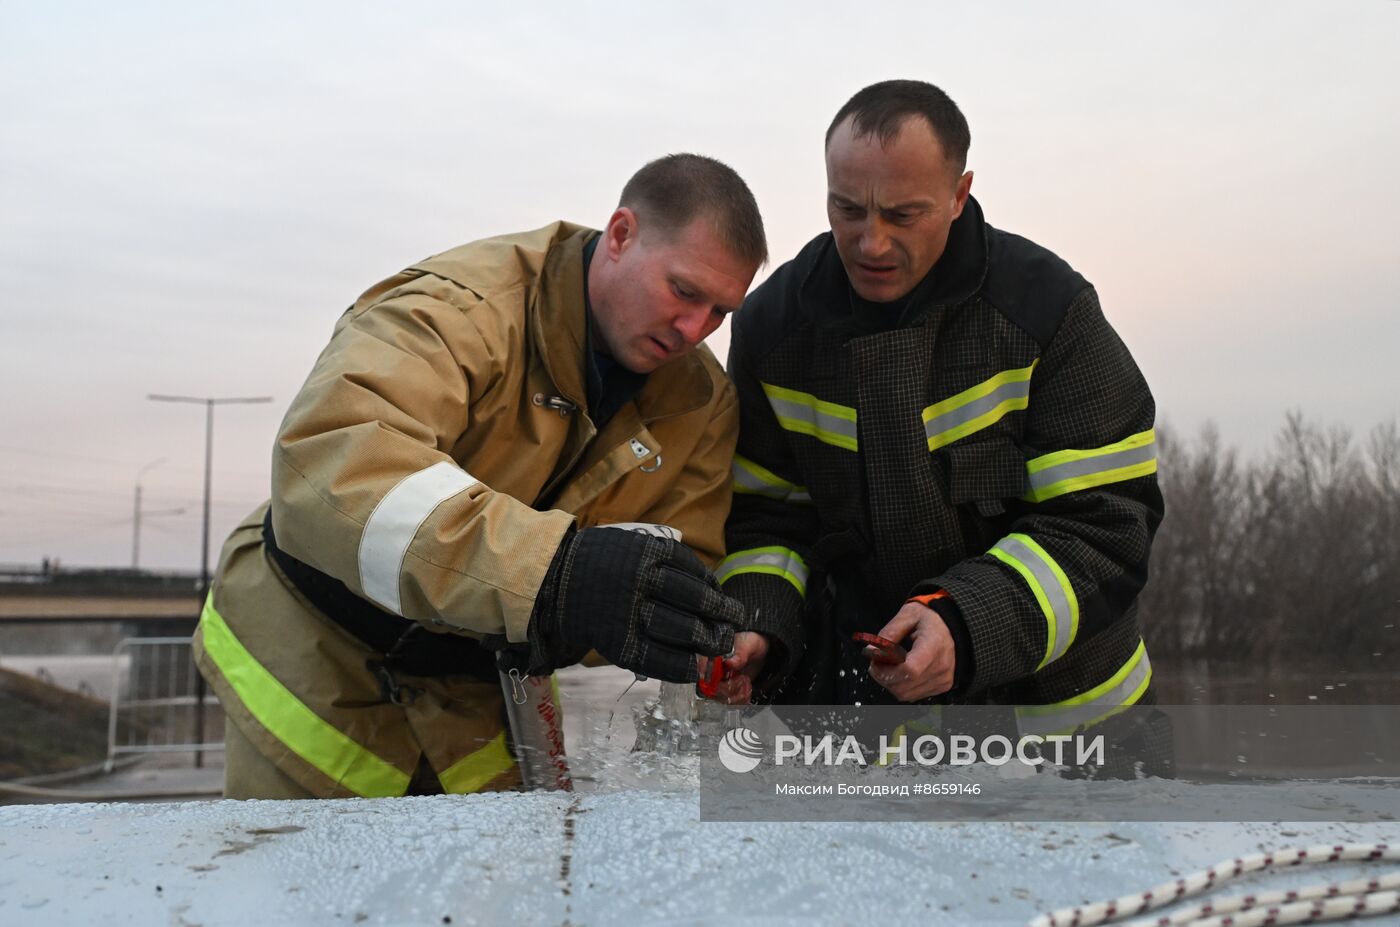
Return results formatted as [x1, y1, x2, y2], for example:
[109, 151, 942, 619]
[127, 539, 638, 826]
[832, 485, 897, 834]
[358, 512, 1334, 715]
[0, 565, 202, 627]
[0, 595, 201, 625]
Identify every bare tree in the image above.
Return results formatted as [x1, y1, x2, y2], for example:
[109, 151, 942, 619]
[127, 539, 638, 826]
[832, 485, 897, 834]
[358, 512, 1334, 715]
[1140, 415, 1400, 701]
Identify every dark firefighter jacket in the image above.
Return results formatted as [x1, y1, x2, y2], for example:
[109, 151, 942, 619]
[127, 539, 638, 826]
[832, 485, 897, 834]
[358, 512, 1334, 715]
[722, 195, 1163, 735]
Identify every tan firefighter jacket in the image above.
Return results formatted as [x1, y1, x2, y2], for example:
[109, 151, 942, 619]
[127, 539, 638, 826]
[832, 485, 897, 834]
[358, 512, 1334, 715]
[193, 222, 738, 797]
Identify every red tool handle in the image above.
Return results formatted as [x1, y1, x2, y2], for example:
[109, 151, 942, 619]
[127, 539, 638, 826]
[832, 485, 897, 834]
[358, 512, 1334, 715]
[853, 631, 907, 665]
[697, 655, 729, 698]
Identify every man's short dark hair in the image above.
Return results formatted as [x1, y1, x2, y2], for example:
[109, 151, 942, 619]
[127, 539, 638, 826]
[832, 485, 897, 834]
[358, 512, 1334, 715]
[619, 153, 768, 267]
[825, 80, 971, 174]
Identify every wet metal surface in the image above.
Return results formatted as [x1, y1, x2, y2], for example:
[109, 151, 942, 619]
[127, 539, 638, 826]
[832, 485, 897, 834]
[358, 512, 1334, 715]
[2, 791, 1397, 926]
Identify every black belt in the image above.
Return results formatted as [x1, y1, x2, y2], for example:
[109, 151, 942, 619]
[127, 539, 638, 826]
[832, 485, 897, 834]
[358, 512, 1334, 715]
[262, 508, 498, 681]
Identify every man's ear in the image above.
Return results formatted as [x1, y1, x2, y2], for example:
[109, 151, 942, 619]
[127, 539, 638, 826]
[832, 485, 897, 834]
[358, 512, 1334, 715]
[603, 206, 640, 260]
[951, 171, 974, 218]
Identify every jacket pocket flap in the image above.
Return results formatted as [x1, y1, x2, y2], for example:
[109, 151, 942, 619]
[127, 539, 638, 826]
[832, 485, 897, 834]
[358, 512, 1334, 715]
[945, 440, 1028, 505]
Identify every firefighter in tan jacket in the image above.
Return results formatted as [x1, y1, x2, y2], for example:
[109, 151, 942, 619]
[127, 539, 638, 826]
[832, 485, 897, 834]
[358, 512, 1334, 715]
[193, 155, 769, 798]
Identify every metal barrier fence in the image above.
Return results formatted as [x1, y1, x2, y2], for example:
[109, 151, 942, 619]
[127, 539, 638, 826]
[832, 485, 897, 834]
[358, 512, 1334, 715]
[106, 637, 222, 769]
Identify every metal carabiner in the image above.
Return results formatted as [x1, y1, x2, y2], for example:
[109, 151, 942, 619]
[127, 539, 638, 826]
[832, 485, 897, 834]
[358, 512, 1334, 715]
[369, 659, 420, 707]
[507, 667, 528, 705]
[533, 393, 577, 417]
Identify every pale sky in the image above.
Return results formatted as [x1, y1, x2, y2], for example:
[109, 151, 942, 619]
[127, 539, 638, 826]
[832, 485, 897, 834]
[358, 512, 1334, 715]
[2, 1, 1397, 571]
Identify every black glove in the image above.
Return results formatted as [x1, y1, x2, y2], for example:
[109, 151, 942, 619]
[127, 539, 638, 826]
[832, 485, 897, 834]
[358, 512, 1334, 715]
[526, 526, 744, 682]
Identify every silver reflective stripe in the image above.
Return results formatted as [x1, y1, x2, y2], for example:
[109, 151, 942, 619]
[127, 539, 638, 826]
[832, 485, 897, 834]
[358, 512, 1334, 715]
[1016, 641, 1152, 738]
[1025, 430, 1158, 502]
[732, 454, 811, 504]
[716, 546, 810, 597]
[922, 364, 1036, 451]
[761, 383, 859, 452]
[600, 522, 682, 542]
[989, 534, 1077, 670]
[358, 461, 479, 616]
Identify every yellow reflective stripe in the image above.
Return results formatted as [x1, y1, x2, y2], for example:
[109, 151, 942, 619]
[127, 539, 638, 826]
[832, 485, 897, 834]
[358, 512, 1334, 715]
[1024, 429, 1158, 503]
[923, 361, 1037, 451]
[1016, 640, 1152, 738]
[732, 454, 812, 503]
[438, 730, 516, 794]
[988, 533, 1078, 670]
[761, 382, 859, 452]
[716, 545, 809, 597]
[199, 593, 411, 797]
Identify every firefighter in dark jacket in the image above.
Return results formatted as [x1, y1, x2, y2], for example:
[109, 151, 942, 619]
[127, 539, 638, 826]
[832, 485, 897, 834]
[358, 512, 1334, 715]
[715, 80, 1166, 756]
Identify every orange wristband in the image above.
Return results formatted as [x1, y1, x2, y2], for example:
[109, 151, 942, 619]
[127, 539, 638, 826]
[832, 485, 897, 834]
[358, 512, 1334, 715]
[906, 590, 950, 608]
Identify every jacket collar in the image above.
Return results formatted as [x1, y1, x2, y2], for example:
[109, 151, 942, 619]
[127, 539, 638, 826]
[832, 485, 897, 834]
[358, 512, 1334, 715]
[533, 227, 713, 425]
[532, 225, 593, 409]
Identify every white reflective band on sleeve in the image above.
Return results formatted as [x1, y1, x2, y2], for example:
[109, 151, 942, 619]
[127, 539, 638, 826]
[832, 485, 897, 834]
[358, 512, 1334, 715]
[358, 461, 479, 616]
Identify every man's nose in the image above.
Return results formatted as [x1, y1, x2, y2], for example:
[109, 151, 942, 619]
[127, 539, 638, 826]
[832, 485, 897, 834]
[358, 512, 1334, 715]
[673, 306, 712, 346]
[859, 221, 891, 257]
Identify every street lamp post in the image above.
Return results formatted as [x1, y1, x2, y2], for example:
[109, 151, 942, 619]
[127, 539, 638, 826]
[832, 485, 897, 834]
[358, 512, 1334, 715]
[147, 395, 273, 591]
[132, 458, 163, 570]
[148, 393, 272, 766]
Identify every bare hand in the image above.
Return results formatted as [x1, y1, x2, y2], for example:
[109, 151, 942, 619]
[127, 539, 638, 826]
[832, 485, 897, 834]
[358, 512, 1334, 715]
[698, 631, 769, 704]
[868, 602, 956, 702]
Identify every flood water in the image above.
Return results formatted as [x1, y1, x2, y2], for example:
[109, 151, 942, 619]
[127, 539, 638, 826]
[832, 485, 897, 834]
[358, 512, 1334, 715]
[1151, 658, 1400, 705]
